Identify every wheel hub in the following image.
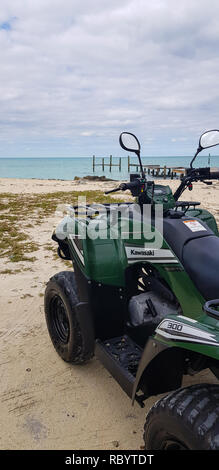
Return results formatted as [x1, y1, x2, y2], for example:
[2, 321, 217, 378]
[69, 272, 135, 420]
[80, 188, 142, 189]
[51, 295, 70, 344]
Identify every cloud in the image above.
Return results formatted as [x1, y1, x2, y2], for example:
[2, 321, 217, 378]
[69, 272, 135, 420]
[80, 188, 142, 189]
[0, 0, 219, 156]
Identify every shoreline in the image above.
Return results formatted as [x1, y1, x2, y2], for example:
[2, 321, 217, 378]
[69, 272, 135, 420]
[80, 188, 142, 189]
[0, 176, 124, 194]
[0, 176, 117, 181]
[0, 176, 179, 194]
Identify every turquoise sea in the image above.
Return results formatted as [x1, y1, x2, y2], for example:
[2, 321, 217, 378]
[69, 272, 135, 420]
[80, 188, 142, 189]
[0, 155, 219, 181]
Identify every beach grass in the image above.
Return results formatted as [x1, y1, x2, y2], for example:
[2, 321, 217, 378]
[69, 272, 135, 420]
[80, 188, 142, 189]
[0, 190, 124, 264]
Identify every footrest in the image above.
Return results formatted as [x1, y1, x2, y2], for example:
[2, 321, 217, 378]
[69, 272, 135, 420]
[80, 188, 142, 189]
[95, 335, 142, 398]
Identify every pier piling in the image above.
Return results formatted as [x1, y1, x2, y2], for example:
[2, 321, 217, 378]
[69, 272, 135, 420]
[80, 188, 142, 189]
[92, 155, 122, 172]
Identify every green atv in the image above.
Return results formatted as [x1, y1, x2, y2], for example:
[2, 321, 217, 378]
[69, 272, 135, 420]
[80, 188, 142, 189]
[44, 130, 219, 450]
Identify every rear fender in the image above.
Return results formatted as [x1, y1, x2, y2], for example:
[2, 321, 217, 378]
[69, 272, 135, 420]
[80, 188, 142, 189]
[186, 208, 219, 235]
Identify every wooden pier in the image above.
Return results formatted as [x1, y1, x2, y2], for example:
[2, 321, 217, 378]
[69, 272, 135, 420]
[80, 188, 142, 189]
[92, 155, 185, 178]
[93, 155, 121, 172]
[128, 156, 185, 179]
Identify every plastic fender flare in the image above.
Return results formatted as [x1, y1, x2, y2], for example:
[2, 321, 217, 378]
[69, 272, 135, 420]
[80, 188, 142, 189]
[132, 338, 178, 404]
[75, 302, 95, 357]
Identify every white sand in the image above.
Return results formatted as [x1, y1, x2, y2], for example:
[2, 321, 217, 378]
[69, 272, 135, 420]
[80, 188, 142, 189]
[0, 177, 126, 194]
[0, 177, 218, 450]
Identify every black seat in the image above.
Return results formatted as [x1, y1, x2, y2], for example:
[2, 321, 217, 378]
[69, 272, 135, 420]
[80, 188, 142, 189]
[163, 216, 219, 300]
[163, 216, 212, 262]
[182, 235, 219, 300]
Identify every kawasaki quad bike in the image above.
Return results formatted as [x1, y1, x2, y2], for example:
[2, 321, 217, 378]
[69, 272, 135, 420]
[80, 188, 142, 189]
[44, 129, 219, 450]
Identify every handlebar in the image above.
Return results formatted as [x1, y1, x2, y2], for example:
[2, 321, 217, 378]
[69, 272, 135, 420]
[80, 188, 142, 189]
[185, 167, 219, 181]
[105, 187, 122, 195]
[105, 179, 141, 195]
[174, 166, 219, 201]
[105, 167, 219, 201]
[210, 170, 219, 179]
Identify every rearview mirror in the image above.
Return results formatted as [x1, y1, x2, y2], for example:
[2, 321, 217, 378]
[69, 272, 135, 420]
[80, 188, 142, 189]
[119, 131, 145, 177]
[119, 132, 141, 154]
[199, 130, 219, 149]
[191, 128, 219, 168]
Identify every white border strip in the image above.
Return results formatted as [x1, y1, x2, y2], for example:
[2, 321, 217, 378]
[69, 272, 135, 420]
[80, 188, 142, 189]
[68, 235, 85, 265]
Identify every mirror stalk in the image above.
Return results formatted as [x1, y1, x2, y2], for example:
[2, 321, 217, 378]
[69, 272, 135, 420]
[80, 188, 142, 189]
[190, 147, 201, 169]
[136, 150, 145, 178]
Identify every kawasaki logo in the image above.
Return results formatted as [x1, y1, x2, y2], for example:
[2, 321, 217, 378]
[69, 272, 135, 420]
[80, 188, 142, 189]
[124, 246, 178, 264]
[130, 249, 154, 256]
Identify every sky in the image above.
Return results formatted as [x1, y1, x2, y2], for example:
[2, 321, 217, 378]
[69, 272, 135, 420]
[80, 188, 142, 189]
[0, 0, 219, 157]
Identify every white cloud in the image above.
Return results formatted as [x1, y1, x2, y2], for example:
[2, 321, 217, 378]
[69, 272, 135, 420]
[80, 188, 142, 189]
[0, 0, 219, 156]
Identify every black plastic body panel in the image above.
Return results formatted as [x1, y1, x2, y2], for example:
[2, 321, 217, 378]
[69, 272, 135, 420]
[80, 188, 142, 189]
[73, 261, 126, 340]
[132, 338, 184, 403]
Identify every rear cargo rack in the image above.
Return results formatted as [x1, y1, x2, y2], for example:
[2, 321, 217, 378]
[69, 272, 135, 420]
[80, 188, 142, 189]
[203, 299, 219, 319]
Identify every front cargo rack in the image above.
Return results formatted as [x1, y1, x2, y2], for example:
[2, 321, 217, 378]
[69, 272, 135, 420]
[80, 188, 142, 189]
[203, 299, 219, 319]
[72, 203, 132, 219]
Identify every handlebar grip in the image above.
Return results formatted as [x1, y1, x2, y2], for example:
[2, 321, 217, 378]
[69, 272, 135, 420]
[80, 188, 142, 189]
[128, 181, 140, 188]
[105, 179, 141, 195]
[105, 187, 121, 194]
[210, 171, 219, 179]
[122, 180, 141, 190]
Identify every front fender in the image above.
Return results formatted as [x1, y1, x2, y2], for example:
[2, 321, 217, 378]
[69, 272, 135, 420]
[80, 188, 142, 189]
[132, 338, 183, 403]
[132, 313, 219, 404]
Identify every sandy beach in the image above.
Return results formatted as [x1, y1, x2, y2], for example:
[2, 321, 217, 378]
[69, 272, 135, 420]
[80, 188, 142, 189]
[0, 177, 218, 450]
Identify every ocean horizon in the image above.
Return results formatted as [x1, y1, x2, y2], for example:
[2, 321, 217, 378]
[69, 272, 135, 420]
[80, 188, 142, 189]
[0, 155, 219, 181]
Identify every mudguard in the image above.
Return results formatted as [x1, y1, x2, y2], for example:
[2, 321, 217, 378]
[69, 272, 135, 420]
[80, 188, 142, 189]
[75, 302, 95, 358]
[132, 313, 219, 403]
[131, 337, 181, 403]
